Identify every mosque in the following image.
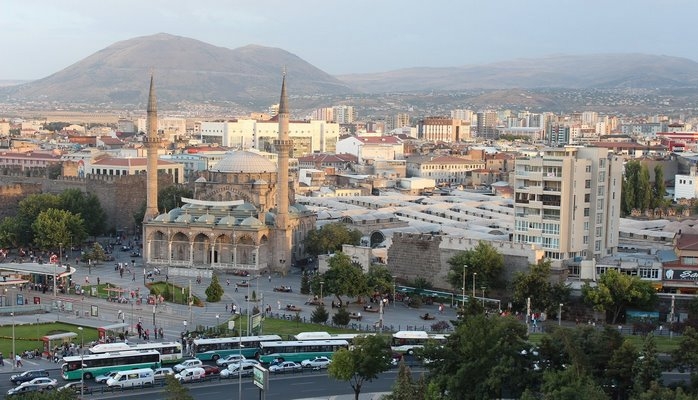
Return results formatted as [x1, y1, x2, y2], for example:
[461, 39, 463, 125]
[141, 74, 316, 275]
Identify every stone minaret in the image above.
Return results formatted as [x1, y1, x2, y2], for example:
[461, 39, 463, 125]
[143, 74, 160, 223]
[274, 73, 293, 274]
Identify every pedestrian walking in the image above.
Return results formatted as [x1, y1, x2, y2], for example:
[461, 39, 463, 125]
[158, 328, 163, 339]
[0, 352, 4, 366]
[268, 274, 272, 282]
[15, 354, 22, 368]
[132, 271, 135, 281]
[230, 303, 234, 314]
[225, 304, 228, 312]
[226, 279, 230, 286]
[234, 285, 238, 293]
[85, 276, 89, 284]
[97, 277, 100, 286]
[277, 300, 281, 310]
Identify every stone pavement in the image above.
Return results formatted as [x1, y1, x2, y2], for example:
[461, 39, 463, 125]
[6, 245, 462, 342]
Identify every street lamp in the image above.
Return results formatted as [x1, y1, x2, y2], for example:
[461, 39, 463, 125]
[472, 272, 477, 298]
[216, 314, 220, 333]
[77, 326, 84, 397]
[558, 303, 563, 326]
[11, 312, 15, 370]
[481, 286, 486, 307]
[152, 304, 156, 339]
[462, 265, 467, 308]
[319, 281, 324, 302]
[55, 243, 62, 297]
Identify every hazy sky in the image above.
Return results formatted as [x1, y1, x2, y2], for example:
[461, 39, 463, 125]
[2, 0, 696, 80]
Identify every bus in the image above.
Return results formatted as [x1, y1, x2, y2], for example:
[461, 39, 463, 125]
[390, 331, 447, 355]
[61, 349, 161, 381]
[294, 331, 375, 346]
[192, 335, 282, 361]
[88, 341, 183, 363]
[258, 340, 349, 363]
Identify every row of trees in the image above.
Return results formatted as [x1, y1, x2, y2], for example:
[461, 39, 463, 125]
[621, 160, 667, 215]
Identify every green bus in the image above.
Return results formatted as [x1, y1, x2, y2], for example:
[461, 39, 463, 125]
[258, 339, 349, 364]
[192, 335, 282, 361]
[61, 349, 161, 381]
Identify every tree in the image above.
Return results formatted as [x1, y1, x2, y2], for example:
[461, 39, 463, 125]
[321, 253, 368, 305]
[328, 334, 392, 400]
[422, 314, 531, 399]
[365, 264, 394, 294]
[332, 306, 351, 326]
[652, 165, 667, 209]
[59, 189, 107, 237]
[581, 269, 658, 324]
[82, 242, 107, 263]
[310, 303, 329, 324]
[16, 389, 78, 400]
[512, 258, 570, 315]
[384, 362, 424, 400]
[633, 333, 662, 395]
[607, 340, 639, 400]
[446, 242, 505, 292]
[538, 368, 609, 400]
[304, 222, 362, 256]
[159, 184, 193, 212]
[671, 326, 698, 375]
[32, 208, 86, 250]
[205, 273, 224, 302]
[621, 160, 640, 215]
[300, 272, 311, 295]
[638, 164, 652, 211]
[164, 373, 194, 400]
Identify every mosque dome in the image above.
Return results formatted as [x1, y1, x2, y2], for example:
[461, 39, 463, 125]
[240, 216, 264, 227]
[235, 203, 258, 212]
[155, 208, 182, 222]
[217, 215, 238, 227]
[213, 151, 276, 174]
[196, 214, 216, 224]
[174, 213, 194, 224]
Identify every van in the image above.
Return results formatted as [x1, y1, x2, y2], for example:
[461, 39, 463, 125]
[174, 367, 206, 383]
[106, 368, 155, 388]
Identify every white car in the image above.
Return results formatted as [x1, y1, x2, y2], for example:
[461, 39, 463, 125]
[18, 377, 58, 391]
[95, 371, 119, 384]
[268, 361, 302, 373]
[220, 360, 260, 378]
[153, 367, 175, 380]
[301, 356, 332, 369]
[173, 358, 203, 372]
[216, 354, 246, 368]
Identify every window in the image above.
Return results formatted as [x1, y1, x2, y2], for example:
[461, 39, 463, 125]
[584, 208, 590, 217]
[585, 180, 591, 188]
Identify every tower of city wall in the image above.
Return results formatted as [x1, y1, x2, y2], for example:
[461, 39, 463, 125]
[388, 233, 444, 286]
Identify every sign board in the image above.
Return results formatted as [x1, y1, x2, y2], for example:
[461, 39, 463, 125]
[228, 320, 235, 330]
[253, 364, 268, 390]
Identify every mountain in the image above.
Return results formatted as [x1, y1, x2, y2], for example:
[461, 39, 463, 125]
[0, 33, 353, 107]
[336, 54, 698, 93]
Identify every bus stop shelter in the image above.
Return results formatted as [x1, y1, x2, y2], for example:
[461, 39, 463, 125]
[97, 322, 129, 342]
[42, 332, 78, 356]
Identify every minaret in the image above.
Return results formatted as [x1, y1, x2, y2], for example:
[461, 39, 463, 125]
[274, 72, 293, 274]
[143, 74, 160, 223]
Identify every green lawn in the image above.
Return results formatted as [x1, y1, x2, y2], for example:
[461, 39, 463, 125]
[214, 313, 376, 340]
[0, 322, 99, 357]
[147, 281, 203, 306]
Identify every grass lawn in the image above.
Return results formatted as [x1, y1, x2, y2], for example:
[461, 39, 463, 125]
[0, 322, 99, 357]
[147, 281, 203, 306]
[214, 313, 376, 340]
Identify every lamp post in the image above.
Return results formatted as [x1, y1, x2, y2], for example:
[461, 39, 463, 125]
[77, 326, 84, 397]
[216, 314, 220, 334]
[472, 272, 477, 298]
[320, 281, 324, 302]
[55, 243, 62, 297]
[392, 281, 396, 308]
[558, 303, 563, 326]
[481, 286, 486, 307]
[11, 312, 15, 370]
[462, 265, 467, 308]
[152, 304, 156, 339]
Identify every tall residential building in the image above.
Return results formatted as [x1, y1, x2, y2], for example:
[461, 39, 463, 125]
[451, 109, 474, 122]
[476, 110, 498, 139]
[513, 146, 622, 265]
[332, 105, 356, 124]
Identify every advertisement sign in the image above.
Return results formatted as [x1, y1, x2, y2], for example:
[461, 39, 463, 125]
[253, 364, 268, 390]
[664, 269, 698, 281]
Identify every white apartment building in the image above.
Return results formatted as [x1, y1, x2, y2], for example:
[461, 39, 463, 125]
[336, 136, 404, 163]
[198, 118, 339, 157]
[137, 117, 187, 141]
[513, 146, 623, 265]
[405, 155, 484, 185]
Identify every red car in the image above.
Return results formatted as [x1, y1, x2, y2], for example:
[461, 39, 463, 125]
[201, 365, 220, 376]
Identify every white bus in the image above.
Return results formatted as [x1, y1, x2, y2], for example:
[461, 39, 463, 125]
[258, 340, 349, 364]
[88, 341, 183, 363]
[61, 350, 161, 381]
[192, 335, 282, 361]
[390, 331, 447, 355]
[294, 331, 375, 346]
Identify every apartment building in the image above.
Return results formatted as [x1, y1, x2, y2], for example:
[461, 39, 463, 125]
[405, 155, 484, 185]
[417, 117, 471, 142]
[513, 146, 623, 265]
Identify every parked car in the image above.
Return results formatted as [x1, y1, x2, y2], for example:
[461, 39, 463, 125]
[95, 370, 119, 384]
[106, 368, 155, 388]
[201, 365, 220, 376]
[58, 382, 91, 395]
[174, 367, 206, 383]
[301, 356, 332, 369]
[10, 370, 50, 385]
[216, 354, 246, 368]
[153, 367, 174, 380]
[268, 361, 302, 373]
[173, 358, 203, 373]
[17, 377, 58, 391]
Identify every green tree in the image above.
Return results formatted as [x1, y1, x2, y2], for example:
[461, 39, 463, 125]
[581, 269, 657, 324]
[310, 303, 329, 324]
[205, 273, 224, 302]
[384, 362, 423, 400]
[671, 326, 698, 375]
[82, 242, 107, 263]
[652, 165, 666, 209]
[159, 184, 193, 212]
[365, 264, 394, 294]
[422, 314, 531, 399]
[17, 389, 78, 400]
[607, 339, 639, 400]
[446, 241, 505, 291]
[633, 333, 662, 395]
[321, 253, 368, 305]
[304, 222, 362, 256]
[300, 272, 311, 295]
[332, 306, 351, 326]
[164, 373, 194, 400]
[0, 216, 22, 248]
[32, 208, 86, 250]
[638, 164, 652, 211]
[16, 193, 63, 245]
[621, 160, 641, 215]
[512, 258, 569, 315]
[539, 368, 608, 400]
[328, 334, 392, 400]
[59, 189, 107, 237]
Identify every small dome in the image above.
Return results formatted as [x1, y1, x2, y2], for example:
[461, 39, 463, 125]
[212, 150, 276, 174]
[240, 216, 264, 227]
[195, 176, 207, 183]
[264, 212, 276, 225]
[174, 213, 194, 224]
[235, 203, 258, 212]
[196, 214, 216, 224]
[218, 215, 238, 226]
[155, 208, 182, 222]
